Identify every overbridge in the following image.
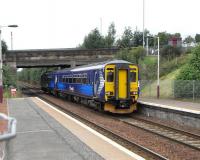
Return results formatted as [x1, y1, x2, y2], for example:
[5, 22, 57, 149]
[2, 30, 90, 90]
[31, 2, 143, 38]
[4, 48, 119, 68]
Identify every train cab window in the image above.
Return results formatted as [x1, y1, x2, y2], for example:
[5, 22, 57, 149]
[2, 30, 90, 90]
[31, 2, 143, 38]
[130, 72, 136, 82]
[107, 72, 114, 82]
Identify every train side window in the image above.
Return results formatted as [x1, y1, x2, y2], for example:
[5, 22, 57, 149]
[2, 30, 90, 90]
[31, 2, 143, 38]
[130, 72, 136, 82]
[82, 78, 86, 84]
[69, 78, 72, 83]
[77, 78, 81, 83]
[107, 72, 114, 82]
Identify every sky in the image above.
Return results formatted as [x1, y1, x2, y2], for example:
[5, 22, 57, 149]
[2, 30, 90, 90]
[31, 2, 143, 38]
[0, 0, 199, 50]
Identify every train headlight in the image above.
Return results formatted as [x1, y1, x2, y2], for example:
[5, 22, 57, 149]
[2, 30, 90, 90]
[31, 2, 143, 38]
[106, 91, 114, 96]
[131, 91, 138, 95]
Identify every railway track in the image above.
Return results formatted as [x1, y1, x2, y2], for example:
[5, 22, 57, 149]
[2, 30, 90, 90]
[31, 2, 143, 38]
[120, 116, 200, 151]
[20, 83, 168, 160]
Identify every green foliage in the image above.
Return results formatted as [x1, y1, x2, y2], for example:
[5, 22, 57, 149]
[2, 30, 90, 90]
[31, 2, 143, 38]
[140, 56, 157, 80]
[132, 29, 154, 47]
[176, 45, 200, 80]
[183, 35, 195, 43]
[157, 32, 182, 46]
[18, 67, 55, 84]
[160, 45, 182, 61]
[116, 27, 134, 48]
[174, 45, 200, 98]
[2, 40, 8, 54]
[174, 80, 200, 98]
[3, 65, 17, 87]
[157, 32, 171, 46]
[82, 28, 105, 49]
[173, 33, 181, 38]
[104, 23, 116, 47]
[116, 46, 145, 65]
[195, 34, 200, 43]
[132, 30, 143, 47]
[81, 23, 117, 49]
[163, 46, 182, 59]
[160, 54, 190, 77]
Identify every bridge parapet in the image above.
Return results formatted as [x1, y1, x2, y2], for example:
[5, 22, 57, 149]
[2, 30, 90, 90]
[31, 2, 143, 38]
[4, 48, 119, 68]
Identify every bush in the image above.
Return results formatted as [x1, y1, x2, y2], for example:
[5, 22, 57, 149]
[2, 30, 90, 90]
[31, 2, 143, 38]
[176, 45, 200, 80]
[174, 80, 200, 98]
[3, 65, 17, 87]
[174, 45, 200, 98]
[160, 45, 182, 61]
[116, 47, 145, 65]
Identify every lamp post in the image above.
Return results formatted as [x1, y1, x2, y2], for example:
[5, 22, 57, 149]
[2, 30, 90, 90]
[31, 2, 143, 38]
[0, 25, 18, 103]
[146, 36, 149, 56]
[157, 37, 160, 99]
[143, 0, 145, 48]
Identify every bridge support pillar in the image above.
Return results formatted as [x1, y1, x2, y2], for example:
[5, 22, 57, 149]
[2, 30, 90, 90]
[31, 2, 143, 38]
[70, 61, 76, 68]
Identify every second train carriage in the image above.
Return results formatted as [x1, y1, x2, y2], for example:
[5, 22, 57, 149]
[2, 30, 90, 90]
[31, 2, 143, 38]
[41, 60, 139, 114]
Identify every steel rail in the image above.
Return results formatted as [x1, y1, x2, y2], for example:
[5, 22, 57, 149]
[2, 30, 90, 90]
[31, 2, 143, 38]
[21, 83, 168, 160]
[120, 116, 200, 151]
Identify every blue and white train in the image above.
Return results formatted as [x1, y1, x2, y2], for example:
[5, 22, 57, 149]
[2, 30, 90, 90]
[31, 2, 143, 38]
[41, 60, 139, 114]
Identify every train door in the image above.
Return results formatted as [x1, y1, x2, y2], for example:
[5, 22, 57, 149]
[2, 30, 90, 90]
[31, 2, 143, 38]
[118, 69, 128, 99]
[93, 71, 99, 97]
[54, 75, 58, 88]
[105, 65, 115, 100]
[129, 65, 138, 99]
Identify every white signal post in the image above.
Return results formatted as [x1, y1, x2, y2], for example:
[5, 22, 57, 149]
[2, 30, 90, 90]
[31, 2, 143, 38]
[0, 25, 18, 103]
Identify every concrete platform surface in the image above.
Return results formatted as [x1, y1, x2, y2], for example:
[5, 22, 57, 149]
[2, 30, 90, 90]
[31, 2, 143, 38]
[6, 98, 104, 160]
[6, 98, 144, 160]
[139, 98, 200, 114]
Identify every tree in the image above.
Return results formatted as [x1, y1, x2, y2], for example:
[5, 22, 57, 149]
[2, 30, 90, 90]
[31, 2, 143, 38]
[133, 30, 143, 47]
[173, 33, 181, 38]
[160, 45, 182, 61]
[116, 27, 134, 48]
[82, 28, 105, 49]
[195, 34, 200, 43]
[183, 35, 195, 44]
[116, 47, 145, 65]
[104, 22, 116, 47]
[176, 45, 200, 80]
[3, 65, 17, 87]
[2, 40, 8, 54]
[129, 46, 146, 64]
[157, 32, 171, 46]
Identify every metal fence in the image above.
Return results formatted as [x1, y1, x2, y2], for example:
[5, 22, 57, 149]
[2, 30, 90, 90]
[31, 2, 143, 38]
[140, 80, 200, 101]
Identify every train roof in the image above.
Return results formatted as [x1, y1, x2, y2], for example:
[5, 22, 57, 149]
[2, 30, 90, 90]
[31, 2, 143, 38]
[52, 60, 132, 74]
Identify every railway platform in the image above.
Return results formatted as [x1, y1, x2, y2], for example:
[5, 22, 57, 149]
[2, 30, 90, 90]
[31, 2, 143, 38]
[5, 97, 144, 160]
[139, 98, 200, 114]
[138, 98, 200, 129]
[0, 100, 8, 160]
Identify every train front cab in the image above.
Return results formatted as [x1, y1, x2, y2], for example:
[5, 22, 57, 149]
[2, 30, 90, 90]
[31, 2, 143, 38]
[104, 63, 138, 114]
